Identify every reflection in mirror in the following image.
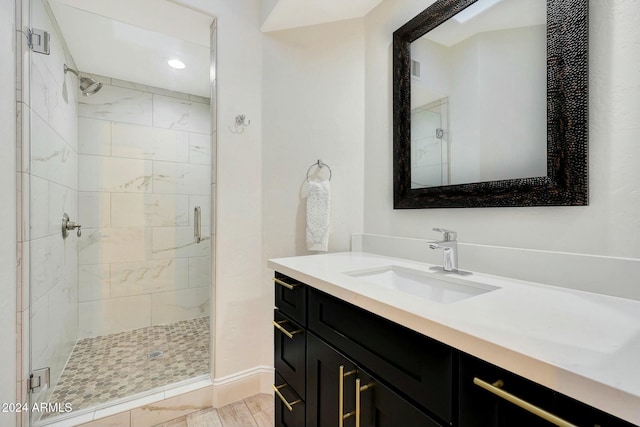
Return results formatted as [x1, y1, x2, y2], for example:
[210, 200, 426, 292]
[393, 0, 588, 208]
[411, 98, 449, 187]
[410, 0, 546, 188]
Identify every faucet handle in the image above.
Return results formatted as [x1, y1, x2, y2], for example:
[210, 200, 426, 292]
[433, 228, 457, 241]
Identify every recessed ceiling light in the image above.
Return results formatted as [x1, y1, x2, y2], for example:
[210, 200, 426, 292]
[168, 59, 186, 69]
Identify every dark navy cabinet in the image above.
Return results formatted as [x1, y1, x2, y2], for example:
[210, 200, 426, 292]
[273, 273, 307, 426]
[308, 288, 453, 424]
[458, 353, 637, 427]
[306, 332, 441, 427]
[273, 272, 638, 427]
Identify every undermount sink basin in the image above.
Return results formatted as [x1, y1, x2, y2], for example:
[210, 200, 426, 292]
[344, 265, 499, 304]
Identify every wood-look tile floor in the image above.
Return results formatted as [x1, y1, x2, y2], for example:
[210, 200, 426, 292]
[152, 394, 274, 427]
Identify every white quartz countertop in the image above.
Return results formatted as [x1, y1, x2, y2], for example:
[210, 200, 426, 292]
[268, 252, 640, 425]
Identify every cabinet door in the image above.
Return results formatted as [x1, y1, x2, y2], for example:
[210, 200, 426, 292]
[308, 288, 453, 422]
[274, 309, 306, 398]
[459, 353, 637, 427]
[275, 373, 305, 427]
[274, 272, 306, 325]
[460, 353, 567, 427]
[307, 332, 358, 427]
[551, 393, 638, 427]
[307, 333, 442, 427]
[357, 368, 442, 427]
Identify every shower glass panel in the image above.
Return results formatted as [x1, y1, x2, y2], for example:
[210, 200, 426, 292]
[27, 1, 214, 424]
[411, 98, 449, 188]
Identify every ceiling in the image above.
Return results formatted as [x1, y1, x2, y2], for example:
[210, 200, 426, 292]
[423, 0, 545, 46]
[46, 0, 385, 97]
[48, 0, 213, 97]
[261, 0, 384, 32]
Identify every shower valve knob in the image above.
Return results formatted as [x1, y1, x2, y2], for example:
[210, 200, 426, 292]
[62, 213, 82, 239]
[67, 222, 82, 237]
[71, 224, 82, 237]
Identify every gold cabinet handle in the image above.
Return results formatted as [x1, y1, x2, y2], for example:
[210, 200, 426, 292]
[272, 383, 301, 412]
[473, 378, 578, 427]
[355, 378, 374, 427]
[339, 365, 357, 427]
[273, 277, 299, 290]
[272, 320, 303, 340]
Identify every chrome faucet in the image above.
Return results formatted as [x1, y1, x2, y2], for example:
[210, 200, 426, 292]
[429, 228, 458, 273]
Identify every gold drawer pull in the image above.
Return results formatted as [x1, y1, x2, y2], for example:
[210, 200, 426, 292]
[272, 320, 303, 340]
[273, 277, 299, 290]
[273, 383, 301, 412]
[473, 377, 577, 427]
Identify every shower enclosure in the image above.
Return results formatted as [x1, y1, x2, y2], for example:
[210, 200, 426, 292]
[411, 98, 449, 188]
[24, 0, 216, 424]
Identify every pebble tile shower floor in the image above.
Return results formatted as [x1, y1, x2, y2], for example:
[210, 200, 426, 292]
[42, 317, 210, 418]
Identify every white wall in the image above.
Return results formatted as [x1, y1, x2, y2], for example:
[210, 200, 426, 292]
[262, 19, 365, 258]
[449, 25, 546, 184]
[364, 0, 640, 263]
[0, 0, 17, 425]
[410, 38, 450, 108]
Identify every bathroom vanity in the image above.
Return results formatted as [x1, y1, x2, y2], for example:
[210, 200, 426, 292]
[269, 252, 640, 427]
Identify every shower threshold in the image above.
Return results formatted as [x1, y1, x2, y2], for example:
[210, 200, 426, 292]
[33, 376, 212, 426]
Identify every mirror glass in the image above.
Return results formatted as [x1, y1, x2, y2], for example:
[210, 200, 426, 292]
[409, 0, 546, 188]
[393, 0, 588, 209]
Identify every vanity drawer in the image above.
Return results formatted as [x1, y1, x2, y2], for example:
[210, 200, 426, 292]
[274, 372, 305, 427]
[459, 353, 637, 427]
[459, 353, 561, 427]
[308, 288, 454, 423]
[274, 272, 307, 326]
[274, 309, 306, 399]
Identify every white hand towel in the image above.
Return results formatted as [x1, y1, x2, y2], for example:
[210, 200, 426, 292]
[305, 180, 331, 251]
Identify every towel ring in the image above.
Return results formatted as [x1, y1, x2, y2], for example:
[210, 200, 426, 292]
[306, 160, 332, 182]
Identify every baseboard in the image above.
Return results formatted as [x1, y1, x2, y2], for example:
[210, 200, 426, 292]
[212, 366, 274, 407]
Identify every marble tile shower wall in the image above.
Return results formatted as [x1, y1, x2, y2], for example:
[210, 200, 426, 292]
[25, 0, 80, 408]
[76, 78, 212, 338]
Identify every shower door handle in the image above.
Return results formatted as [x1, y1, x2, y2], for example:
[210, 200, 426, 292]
[194, 206, 202, 243]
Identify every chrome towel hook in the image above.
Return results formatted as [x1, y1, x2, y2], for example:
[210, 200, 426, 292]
[230, 114, 250, 134]
[306, 159, 332, 182]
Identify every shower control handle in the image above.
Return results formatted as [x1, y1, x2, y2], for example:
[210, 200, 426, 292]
[68, 222, 82, 237]
[62, 213, 82, 239]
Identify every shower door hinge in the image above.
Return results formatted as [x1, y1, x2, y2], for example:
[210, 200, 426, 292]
[28, 368, 50, 393]
[28, 28, 51, 55]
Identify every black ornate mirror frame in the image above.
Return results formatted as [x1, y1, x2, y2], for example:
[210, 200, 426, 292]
[393, 0, 588, 208]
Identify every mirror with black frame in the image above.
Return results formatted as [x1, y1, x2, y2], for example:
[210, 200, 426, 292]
[392, 0, 588, 208]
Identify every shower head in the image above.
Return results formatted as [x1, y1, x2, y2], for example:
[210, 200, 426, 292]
[64, 64, 103, 96]
[78, 77, 103, 96]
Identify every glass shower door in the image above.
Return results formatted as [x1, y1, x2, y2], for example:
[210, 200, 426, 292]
[27, 0, 81, 422]
[27, 0, 214, 424]
[411, 98, 450, 188]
